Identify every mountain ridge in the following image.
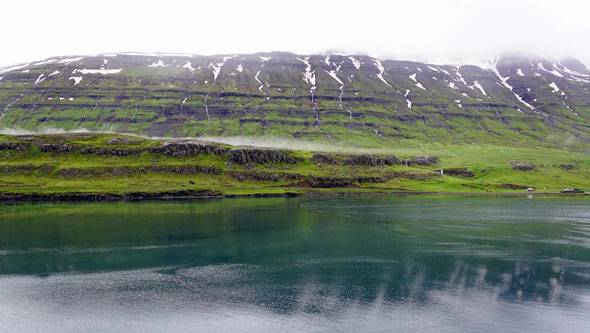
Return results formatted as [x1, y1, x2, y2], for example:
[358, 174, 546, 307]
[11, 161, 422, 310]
[1, 51, 590, 149]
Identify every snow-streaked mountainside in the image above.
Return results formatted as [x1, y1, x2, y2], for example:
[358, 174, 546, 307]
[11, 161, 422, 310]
[1, 52, 590, 148]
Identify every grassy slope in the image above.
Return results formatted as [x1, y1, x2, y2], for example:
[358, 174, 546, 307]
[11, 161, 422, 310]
[0, 133, 588, 198]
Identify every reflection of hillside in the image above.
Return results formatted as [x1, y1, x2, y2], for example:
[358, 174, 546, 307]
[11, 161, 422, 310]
[1, 196, 589, 311]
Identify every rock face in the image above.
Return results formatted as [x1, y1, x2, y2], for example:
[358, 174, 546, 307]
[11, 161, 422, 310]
[55, 165, 220, 177]
[510, 161, 536, 171]
[0, 142, 26, 150]
[230, 172, 302, 182]
[560, 163, 575, 170]
[0, 190, 223, 201]
[151, 141, 229, 156]
[0, 164, 36, 174]
[440, 168, 475, 177]
[106, 137, 144, 145]
[308, 175, 355, 188]
[310, 153, 339, 165]
[228, 148, 300, 165]
[496, 183, 530, 189]
[343, 154, 401, 166]
[39, 144, 81, 153]
[81, 147, 141, 156]
[407, 156, 439, 166]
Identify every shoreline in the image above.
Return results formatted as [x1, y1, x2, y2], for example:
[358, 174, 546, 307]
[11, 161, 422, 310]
[0, 189, 586, 202]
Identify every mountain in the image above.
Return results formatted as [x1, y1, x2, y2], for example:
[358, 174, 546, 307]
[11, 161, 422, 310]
[1, 52, 590, 148]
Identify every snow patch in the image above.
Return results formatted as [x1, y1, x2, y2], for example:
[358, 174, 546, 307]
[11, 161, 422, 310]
[455, 67, 469, 87]
[182, 60, 195, 73]
[569, 75, 590, 83]
[33, 59, 57, 66]
[58, 57, 83, 64]
[549, 82, 560, 93]
[537, 63, 563, 77]
[69, 76, 82, 85]
[0, 63, 31, 73]
[296, 57, 316, 86]
[74, 68, 122, 75]
[405, 90, 412, 109]
[325, 69, 343, 85]
[296, 56, 319, 127]
[148, 60, 169, 68]
[374, 60, 391, 87]
[454, 99, 463, 108]
[558, 62, 590, 77]
[415, 82, 426, 90]
[22, 69, 30, 73]
[34, 74, 45, 85]
[349, 57, 361, 70]
[209, 56, 233, 81]
[516, 68, 525, 76]
[236, 64, 243, 72]
[48, 70, 60, 76]
[438, 67, 451, 76]
[408, 73, 426, 90]
[472, 81, 487, 96]
[259, 56, 271, 62]
[254, 71, 265, 94]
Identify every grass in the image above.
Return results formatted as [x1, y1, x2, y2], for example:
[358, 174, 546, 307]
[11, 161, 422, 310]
[0, 132, 588, 199]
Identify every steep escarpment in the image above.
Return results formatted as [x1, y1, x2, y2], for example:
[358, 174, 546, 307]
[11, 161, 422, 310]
[1, 53, 590, 148]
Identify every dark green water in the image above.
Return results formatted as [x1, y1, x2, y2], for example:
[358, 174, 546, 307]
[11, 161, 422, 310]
[1, 195, 590, 332]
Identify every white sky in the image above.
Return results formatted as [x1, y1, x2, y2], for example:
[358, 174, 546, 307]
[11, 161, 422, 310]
[2, 0, 590, 67]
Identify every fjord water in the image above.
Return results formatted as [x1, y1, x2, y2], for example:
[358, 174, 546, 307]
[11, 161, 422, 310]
[1, 196, 590, 332]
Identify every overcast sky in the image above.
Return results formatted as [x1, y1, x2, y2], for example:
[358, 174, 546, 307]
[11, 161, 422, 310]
[2, 0, 590, 67]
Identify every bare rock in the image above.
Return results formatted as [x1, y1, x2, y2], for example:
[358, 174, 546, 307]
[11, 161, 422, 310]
[510, 161, 535, 171]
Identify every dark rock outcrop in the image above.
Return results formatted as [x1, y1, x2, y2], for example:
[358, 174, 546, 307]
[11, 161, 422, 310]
[402, 171, 442, 180]
[355, 176, 391, 183]
[230, 172, 303, 182]
[81, 147, 141, 156]
[39, 144, 81, 153]
[308, 175, 355, 188]
[343, 154, 401, 166]
[147, 165, 220, 175]
[0, 142, 26, 151]
[55, 165, 220, 177]
[560, 163, 575, 170]
[0, 189, 223, 201]
[151, 141, 230, 156]
[228, 148, 301, 165]
[0, 164, 36, 174]
[407, 156, 439, 166]
[106, 137, 144, 145]
[310, 153, 339, 165]
[439, 168, 474, 177]
[510, 161, 535, 171]
[497, 183, 530, 189]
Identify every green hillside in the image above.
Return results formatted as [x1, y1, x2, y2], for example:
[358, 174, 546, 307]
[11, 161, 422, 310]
[1, 52, 590, 150]
[0, 133, 588, 199]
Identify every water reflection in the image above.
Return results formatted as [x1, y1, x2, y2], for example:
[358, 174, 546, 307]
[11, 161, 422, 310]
[1, 196, 590, 331]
